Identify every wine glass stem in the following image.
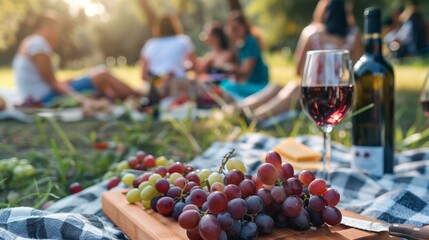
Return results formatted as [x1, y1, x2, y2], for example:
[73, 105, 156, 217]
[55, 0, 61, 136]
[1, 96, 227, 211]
[323, 131, 332, 184]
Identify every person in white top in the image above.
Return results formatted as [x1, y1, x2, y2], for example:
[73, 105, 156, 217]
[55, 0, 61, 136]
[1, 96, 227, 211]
[13, 10, 138, 107]
[234, 0, 363, 124]
[141, 15, 196, 98]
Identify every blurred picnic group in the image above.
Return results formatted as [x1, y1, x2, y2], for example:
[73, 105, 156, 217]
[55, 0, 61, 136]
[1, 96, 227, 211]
[9, 0, 429, 122]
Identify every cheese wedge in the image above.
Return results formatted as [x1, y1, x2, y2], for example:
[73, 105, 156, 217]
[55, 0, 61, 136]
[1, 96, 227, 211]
[273, 138, 322, 162]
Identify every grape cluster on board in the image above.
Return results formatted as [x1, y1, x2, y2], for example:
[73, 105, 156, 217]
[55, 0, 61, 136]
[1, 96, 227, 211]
[112, 150, 342, 240]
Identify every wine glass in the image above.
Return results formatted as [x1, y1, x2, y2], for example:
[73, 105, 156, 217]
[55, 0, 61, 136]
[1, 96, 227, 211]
[300, 50, 354, 183]
[420, 71, 429, 117]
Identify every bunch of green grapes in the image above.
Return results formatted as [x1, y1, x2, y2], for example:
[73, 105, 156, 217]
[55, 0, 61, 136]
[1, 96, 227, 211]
[0, 157, 36, 181]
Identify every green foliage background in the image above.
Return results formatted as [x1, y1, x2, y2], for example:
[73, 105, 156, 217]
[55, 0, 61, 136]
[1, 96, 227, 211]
[0, 0, 428, 67]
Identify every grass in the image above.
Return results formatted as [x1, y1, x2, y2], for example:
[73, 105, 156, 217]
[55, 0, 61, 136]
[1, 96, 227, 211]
[1, 55, 427, 90]
[0, 56, 428, 208]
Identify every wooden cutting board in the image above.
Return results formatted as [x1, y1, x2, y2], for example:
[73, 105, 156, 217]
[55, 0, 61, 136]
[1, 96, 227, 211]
[102, 190, 398, 240]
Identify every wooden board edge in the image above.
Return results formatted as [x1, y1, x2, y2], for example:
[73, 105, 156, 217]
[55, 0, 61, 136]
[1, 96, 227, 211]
[102, 190, 397, 240]
[102, 191, 187, 240]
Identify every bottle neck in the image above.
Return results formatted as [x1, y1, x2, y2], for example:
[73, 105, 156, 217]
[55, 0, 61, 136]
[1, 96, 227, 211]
[364, 33, 382, 56]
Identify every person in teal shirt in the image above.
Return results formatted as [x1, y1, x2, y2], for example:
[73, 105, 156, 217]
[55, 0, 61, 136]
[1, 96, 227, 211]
[221, 12, 269, 99]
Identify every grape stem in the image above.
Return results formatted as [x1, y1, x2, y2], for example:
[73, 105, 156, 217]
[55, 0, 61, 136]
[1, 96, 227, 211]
[246, 213, 256, 221]
[179, 181, 189, 199]
[218, 149, 235, 174]
[301, 192, 309, 203]
[205, 179, 211, 192]
[276, 177, 283, 187]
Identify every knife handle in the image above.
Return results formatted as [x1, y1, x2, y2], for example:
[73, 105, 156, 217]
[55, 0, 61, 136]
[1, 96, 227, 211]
[388, 223, 429, 240]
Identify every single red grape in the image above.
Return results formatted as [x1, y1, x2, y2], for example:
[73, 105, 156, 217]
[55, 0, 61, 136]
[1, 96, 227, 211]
[183, 204, 199, 212]
[225, 169, 245, 186]
[133, 175, 146, 188]
[143, 155, 156, 168]
[257, 163, 277, 185]
[207, 191, 228, 214]
[127, 156, 139, 169]
[271, 186, 286, 203]
[227, 198, 248, 219]
[265, 151, 282, 172]
[156, 196, 175, 216]
[174, 177, 187, 188]
[166, 186, 182, 199]
[217, 212, 234, 231]
[210, 182, 225, 192]
[309, 196, 326, 212]
[106, 177, 121, 190]
[69, 182, 83, 194]
[256, 188, 273, 206]
[154, 166, 167, 177]
[284, 177, 303, 196]
[299, 170, 315, 186]
[135, 150, 146, 162]
[279, 163, 294, 181]
[189, 188, 208, 207]
[168, 162, 186, 174]
[186, 227, 203, 240]
[322, 206, 342, 225]
[155, 178, 170, 195]
[178, 209, 201, 229]
[239, 179, 256, 198]
[323, 188, 340, 206]
[308, 178, 327, 196]
[245, 195, 264, 214]
[223, 184, 242, 200]
[199, 214, 222, 240]
[184, 181, 199, 193]
[140, 172, 152, 182]
[282, 195, 303, 218]
[186, 172, 200, 185]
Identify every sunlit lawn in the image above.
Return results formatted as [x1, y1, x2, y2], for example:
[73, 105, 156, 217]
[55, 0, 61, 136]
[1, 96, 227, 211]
[1, 55, 428, 133]
[1, 55, 427, 90]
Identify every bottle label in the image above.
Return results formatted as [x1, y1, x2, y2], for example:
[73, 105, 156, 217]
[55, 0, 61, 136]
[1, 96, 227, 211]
[351, 145, 384, 177]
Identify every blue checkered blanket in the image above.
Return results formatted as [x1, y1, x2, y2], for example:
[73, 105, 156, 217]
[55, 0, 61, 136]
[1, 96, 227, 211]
[1, 133, 428, 239]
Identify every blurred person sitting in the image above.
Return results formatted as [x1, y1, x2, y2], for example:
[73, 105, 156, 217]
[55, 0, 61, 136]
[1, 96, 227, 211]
[13, 10, 138, 108]
[236, 0, 363, 124]
[140, 15, 196, 99]
[235, 0, 329, 118]
[386, 0, 429, 58]
[383, 6, 404, 56]
[219, 11, 269, 99]
[197, 22, 237, 82]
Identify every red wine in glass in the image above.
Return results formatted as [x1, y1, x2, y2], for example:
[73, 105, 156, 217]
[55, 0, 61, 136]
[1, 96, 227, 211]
[300, 49, 354, 183]
[301, 85, 354, 127]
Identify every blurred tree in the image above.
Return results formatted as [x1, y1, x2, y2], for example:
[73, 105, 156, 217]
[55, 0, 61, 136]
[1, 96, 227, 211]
[245, 0, 429, 51]
[0, 0, 39, 51]
[93, 0, 147, 65]
[1, 0, 428, 67]
[0, 0, 87, 67]
[228, 0, 242, 12]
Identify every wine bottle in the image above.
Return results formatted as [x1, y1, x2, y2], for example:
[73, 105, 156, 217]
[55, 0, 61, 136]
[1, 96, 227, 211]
[351, 7, 395, 177]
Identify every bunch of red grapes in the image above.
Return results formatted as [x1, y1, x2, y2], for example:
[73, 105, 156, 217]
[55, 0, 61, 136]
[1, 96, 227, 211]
[119, 150, 342, 240]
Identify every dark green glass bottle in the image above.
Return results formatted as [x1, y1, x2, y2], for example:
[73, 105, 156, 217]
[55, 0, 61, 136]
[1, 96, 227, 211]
[351, 7, 395, 177]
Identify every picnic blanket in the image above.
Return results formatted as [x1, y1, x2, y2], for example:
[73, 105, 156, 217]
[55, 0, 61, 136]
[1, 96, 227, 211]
[1, 133, 429, 239]
[0, 90, 211, 123]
